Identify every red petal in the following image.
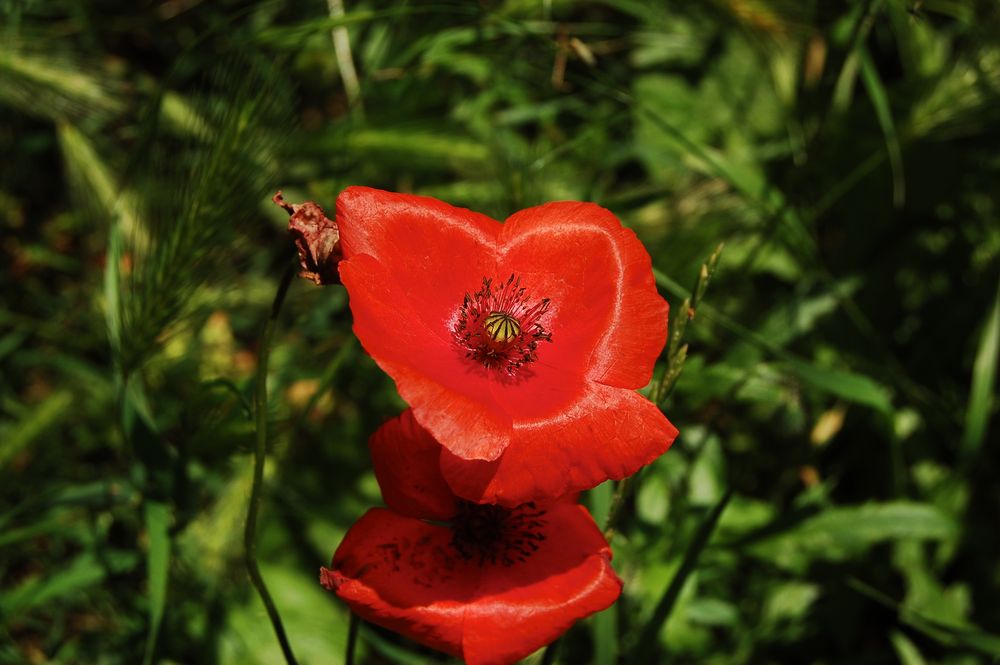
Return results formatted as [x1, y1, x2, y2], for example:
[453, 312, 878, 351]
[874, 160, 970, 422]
[370, 411, 457, 521]
[337, 186, 499, 337]
[336, 187, 512, 461]
[325, 505, 621, 665]
[499, 201, 668, 389]
[325, 509, 473, 659]
[461, 503, 622, 665]
[441, 381, 678, 506]
[340, 255, 511, 460]
[338, 190, 671, 469]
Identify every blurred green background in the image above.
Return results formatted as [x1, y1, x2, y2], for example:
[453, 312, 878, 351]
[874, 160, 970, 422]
[2, 0, 999, 663]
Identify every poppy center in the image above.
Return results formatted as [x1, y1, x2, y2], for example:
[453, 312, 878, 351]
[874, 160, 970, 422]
[450, 501, 547, 566]
[453, 274, 552, 373]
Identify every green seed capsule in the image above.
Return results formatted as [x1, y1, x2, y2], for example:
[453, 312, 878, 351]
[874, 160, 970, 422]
[484, 312, 521, 343]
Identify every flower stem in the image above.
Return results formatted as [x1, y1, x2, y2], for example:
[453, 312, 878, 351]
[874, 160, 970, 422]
[244, 260, 298, 665]
[345, 611, 359, 665]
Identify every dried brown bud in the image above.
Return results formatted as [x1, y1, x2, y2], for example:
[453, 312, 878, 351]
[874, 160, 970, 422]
[273, 191, 341, 285]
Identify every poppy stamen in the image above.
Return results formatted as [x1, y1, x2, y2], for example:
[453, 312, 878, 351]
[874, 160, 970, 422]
[454, 274, 552, 373]
[450, 501, 548, 567]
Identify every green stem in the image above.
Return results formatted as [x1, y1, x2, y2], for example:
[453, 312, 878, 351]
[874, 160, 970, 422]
[603, 476, 630, 540]
[346, 611, 359, 665]
[244, 260, 298, 665]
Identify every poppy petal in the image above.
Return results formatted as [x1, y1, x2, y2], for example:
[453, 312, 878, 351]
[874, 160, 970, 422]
[322, 508, 474, 660]
[324, 506, 621, 665]
[369, 410, 457, 521]
[337, 187, 527, 461]
[499, 201, 667, 389]
[440, 381, 678, 506]
[337, 186, 499, 337]
[340, 254, 511, 460]
[338, 191, 674, 470]
[461, 502, 622, 665]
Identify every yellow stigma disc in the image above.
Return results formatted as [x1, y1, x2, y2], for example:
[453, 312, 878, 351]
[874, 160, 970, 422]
[484, 312, 521, 343]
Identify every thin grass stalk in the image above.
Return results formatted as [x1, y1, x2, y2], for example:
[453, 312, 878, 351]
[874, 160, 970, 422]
[602, 473, 632, 541]
[604, 245, 723, 539]
[625, 490, 732, 665]
[244, 260, 298, 665]
[327, 0, 363, 112]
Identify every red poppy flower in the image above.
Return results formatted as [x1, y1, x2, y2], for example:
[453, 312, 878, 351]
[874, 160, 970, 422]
[337, 187, 678, 505]
[321, 410, 622, 665]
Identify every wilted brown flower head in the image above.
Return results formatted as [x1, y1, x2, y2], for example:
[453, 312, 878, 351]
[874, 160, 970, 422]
[273, 191, 341, 285]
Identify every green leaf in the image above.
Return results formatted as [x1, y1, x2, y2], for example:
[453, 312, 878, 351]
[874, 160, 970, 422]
[859, 45, 905, 207]
[752, 502, 956, 571]
[762, 582, 821, 625]
[627, 491, 731, 665]
[654, 267, 894, 416]
[341, 128, 490, 169]
[588, 480, 614, 532]
[592, 603, 618, 665]
[143, 501, 171, 665]
[587, 483, 621, 664]
[890, 631, 928, 665]
[220, 564, 348, 665]
[961, 276, 1000, 467]
[784, 358, 894, 416]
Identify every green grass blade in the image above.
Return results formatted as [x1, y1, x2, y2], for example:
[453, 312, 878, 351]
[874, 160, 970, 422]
[105, 195, 124, 365]
[850, 578, 1000, 657]
[890, 631, 928, 665]
[357, 623, 428, 664]
[0, 553, 106, 617]
[592, 604, 617, 665]
[626, 490, 731, 665]
[143, 501, 171, 665]
[0, 518, 64, 549]
[58, 122, 143, 243]
[253, 5, 477, 46]
[859, 45, 905, 207]
[0, 39, 123, 121]
[0, 389, 74, 469]
[588, 481, 616, 665]
[831, 0, 882, 114]
[961, 276, 1000, 467]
